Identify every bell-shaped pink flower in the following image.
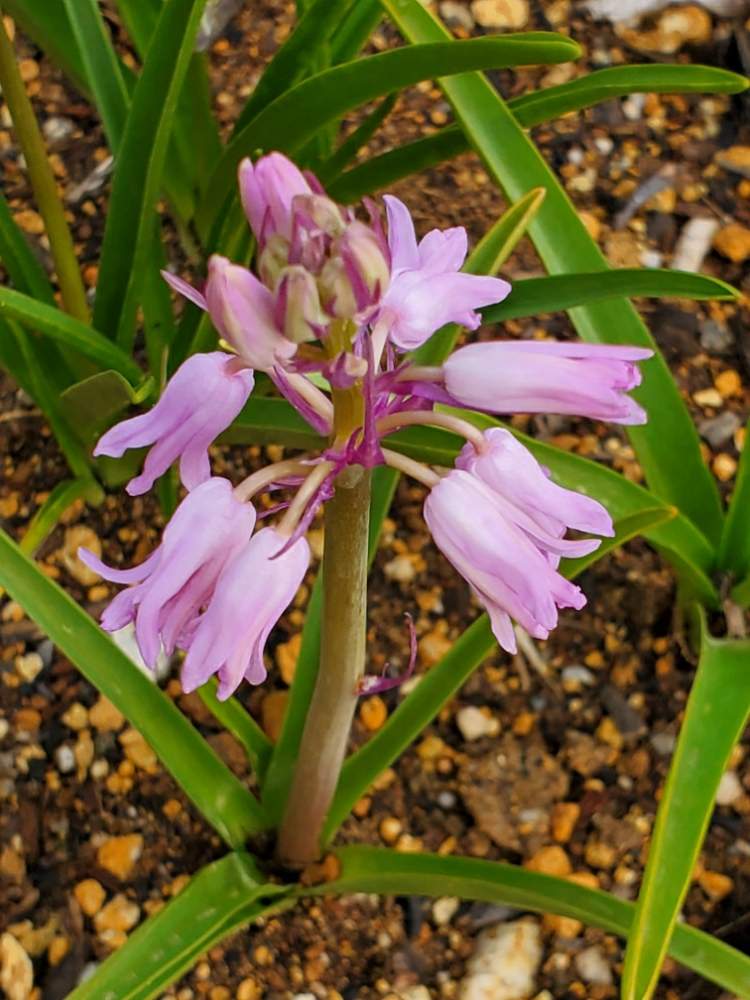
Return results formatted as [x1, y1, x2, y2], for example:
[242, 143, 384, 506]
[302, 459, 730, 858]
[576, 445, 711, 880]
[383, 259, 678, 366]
[78, 478, 256, 668]
[94, 352, 254, 495]
[424, 470, 589, 653]
[239, 153, 314, 245]
[443, 340, 652, 424]
[457, 428, 614, 542]
[181, 527, 310, 699]
[379, 195, 511, 351]
[205, 255, 298, 370]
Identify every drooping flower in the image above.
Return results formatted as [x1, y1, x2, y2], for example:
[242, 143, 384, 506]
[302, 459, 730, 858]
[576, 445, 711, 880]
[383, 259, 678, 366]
[181, 527, 310, 699]
[378, 194, 511, 350]
[456, 428, 614, 540]
[78, 478, 256, 667]
[443, 340, 653, 424]
[424, 470, 590, 653]
[94, 353, 254, 495]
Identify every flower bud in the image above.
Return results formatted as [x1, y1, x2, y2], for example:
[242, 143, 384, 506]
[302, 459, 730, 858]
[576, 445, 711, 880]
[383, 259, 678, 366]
[337, 221, 390, 311]
[274, 265, 328, 343]
[318, 256, 359, 319]
[258, 233, 290, 289]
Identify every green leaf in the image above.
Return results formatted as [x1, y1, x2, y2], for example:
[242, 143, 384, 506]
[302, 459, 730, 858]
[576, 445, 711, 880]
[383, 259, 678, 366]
[329, 64, 748, 203]
[622, 610, 750, 1000]
[60, 369, 155, 443]
[0, 0, 87, 92]
[92, 0, 208, 348]
[62, 0, 129, 151]
[558, 505, 676, 578]
[222, 396, 326, 450]
[197, 33, 581, 232]
[330, 0, 381, 64]
[318, 93, 397, 186]
[718, 416, 750, 581]
[483, 268, 739, 323]
[318, 847, 750, 998]
[0, 286, 143, 382]
[68, 852, 291, 1000]
[198, 678, 273, 779]
[19, 478, 92, 557]
[0, 528, 269, 846]
[383, 0, 726, 548]
[0, 189, 55, 306]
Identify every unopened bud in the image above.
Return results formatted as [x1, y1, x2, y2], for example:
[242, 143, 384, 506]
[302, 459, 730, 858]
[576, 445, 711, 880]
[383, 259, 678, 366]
[258, 233, 290, 289]
[318, 256, 359, 319]
[274, 265, 328, 343]
[337, 221, 390, 311]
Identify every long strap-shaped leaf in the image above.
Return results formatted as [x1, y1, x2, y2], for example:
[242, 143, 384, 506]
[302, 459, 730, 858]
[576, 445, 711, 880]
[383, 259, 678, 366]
[196, 32, 581, 231]
[622, 612, 750, 1000]
[93, 0, 207, 348]
[0, 286, 143, 383]
[718, 415, 750, 586]
[0, 528, 269, 846]
[382, 0, 731, 547]
[319, 847, 750, 997]
[328, 63, 746, 202]
[68, 852, 291, 1000]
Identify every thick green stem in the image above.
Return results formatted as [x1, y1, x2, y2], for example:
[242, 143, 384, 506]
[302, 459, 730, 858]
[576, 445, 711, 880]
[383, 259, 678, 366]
[0, 12, 89, 322]
[276, 464, 372, 865]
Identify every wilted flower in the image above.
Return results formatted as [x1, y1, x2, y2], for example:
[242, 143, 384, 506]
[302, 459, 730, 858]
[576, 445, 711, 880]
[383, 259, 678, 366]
[443, 340, 652, 424]
[79, 478, 256, 668]
[94, 352, 254, 495]
[181, 527, 310, 699]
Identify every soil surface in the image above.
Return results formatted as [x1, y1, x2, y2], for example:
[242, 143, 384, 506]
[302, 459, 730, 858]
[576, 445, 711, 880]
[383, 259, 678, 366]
[1, 1, 750, 998]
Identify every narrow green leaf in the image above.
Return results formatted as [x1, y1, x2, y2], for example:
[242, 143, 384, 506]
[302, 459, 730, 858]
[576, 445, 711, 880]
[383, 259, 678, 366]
[330, 0, 381, 64]
[19, 478, 92, 557]
[383, 0, 726, 547]
[62, 0, 129, 151]
[0, 528, 269, 846]
[199, 678, 273, 779]
[318, 847, 750, 998]
[318, 93, 397, 185]
[559, 505, 676, 577]
[622, 611, 750, 1000]
[413, 188, 546, 366]
[483, 268, 739, 323]
[197, 33, 581, 232]
[0, 287, 143, 383]
[93, 0, 208, 348]
[69, 852, 291, 1000]
[718, 417, 750, 580]
[0, 189, 55, 306]
[60, 369, 155, 443]
[221, 396, 325, 450]
[0, 0, 87, 91]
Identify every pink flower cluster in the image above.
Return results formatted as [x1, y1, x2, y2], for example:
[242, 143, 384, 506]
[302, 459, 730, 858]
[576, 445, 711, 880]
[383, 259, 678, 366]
[85, 153, 651, 698]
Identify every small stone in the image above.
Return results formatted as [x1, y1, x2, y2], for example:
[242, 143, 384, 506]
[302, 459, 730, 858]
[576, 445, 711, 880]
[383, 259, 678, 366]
[542, 912, 582, 938]
[716, 145, 750, 179]
[0, 846, 25, 882]
[418, 628, 452, 667]
[0, 932, 33, 1000]
[276, 633, 301, 685]
[57, 526, 102, 585]
[471, 0, 529, 28]
[650, 732, 676, 756]
[575, 945, 613, 986]
[18, 58, 38, 82]
[96, 834, 143, 881]
[42, 116, 75, 143]
[697, 869, 733, 901]
[74, 879, 106, 917]
[584, 839, 617, 870]
[693, 388, 724, 408]
[74, 730, 94, 777]
[715, 370, 742, 398]
[48, 936, 69, 966]
[618, 5, 712, 55]
[61, 702, 88, 730]
[579, 210, 601, 241]
[0, 495, 18, 518]
[379, 817, 403, 844]
[383, 554, 416, 583]
[13, 653, 43, 684]
[119, 728, 157, 771]
[551, 802, 580, 844]
[237, 979, 261, 1000]
[714, 223, 750, 263]
[561, 665, 596, 691]
[360, 696, 388, 732]
[713, 453, 737, 482]
[525, 845, 572, 877]
[261, 690, 288, 742]
[700, 319, 733, 353]
[94, 894, 140, 948]
[440, 1, 475, 29]
[699, 410, 741, 448]
[716, 770, 744, 806]
[456, 706, 500, 741]
[89, 696, 124, 732]
[13, 209, 44, 235]
[459, 918, 542, 1000]
[54, 745, 75, 774]
[432, 897, 460, 926]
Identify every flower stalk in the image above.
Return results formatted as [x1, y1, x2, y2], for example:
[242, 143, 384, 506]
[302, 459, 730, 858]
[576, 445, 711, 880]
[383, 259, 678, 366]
[0, 12, 89, 323]
[276, 461, 372, 866]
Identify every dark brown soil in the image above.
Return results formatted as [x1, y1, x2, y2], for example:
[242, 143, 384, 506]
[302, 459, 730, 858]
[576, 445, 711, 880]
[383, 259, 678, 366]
[1, 2, 750, 998]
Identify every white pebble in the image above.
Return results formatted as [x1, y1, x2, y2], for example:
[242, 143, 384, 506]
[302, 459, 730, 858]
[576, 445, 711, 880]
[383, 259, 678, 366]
[716, 770, 744, 807]
[456, 706, 500, 741]
[55, 745, 75, 774]
[433, 897, 460, 926]
[575, 945, 613, 986]
[459, 919, 542, 1000]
